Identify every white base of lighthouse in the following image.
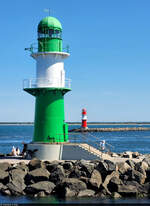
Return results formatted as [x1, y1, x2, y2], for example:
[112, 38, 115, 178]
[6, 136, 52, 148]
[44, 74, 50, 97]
[27, 143, 63, 160]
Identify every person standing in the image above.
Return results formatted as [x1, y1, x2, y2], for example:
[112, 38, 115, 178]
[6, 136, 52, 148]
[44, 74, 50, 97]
[100, 140, 105, 151]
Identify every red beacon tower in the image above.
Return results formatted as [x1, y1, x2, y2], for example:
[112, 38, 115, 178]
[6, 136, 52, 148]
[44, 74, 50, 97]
[81, 108, 88, 129]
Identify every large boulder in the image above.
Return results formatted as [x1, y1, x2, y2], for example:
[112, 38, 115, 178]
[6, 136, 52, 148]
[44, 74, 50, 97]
[28, 158, 46, 171]
[117, 162, 131, 174]
[7, 168, 27, 195]
[46, 161, 60, 173]
[135, 161, 147, 176]
[143, 157, 150, 167]
[7, 179, 26, 195]
[107, 176, 123, 193]
[0, 162, 10, 171]
[96, 160, 117, 180]
[25, 168, 50, 184]
[104, 160, 117, 172]
[102, 171, 119, 195]
[25, 181, 55, 195]
[125, 181, 144, 194]
[125, 160, 135, 169]
[117, 184, 138, 196]
[62, 161, 74, 170]
[69, 166, 86, 178]
[49, 165, 65, 184]
[126, 169, 146, 184]
[9, 168, 27, 181]
[89, 169, 102, 189]
[56, 178, 87, 197]
[77, 160, 95, 177]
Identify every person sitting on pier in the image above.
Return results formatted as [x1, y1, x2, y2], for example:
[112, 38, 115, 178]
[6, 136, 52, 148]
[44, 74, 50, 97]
[11, 146, 17, 156]
[16, 147, 20, 156]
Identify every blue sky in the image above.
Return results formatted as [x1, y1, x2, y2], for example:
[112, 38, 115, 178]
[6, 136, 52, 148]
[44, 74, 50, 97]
[1, 0, 150, 122]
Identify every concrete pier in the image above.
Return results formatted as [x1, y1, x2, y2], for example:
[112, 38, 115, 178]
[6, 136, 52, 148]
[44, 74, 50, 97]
[69, 127, 150, 132]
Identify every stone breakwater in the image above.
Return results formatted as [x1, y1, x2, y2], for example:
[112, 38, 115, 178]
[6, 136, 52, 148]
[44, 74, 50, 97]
[1, 155, 150, 199]
[69, 127, 150, 132]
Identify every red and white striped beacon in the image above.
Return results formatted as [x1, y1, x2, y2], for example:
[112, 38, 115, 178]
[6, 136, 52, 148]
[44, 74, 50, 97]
[81, 108, 88, 129]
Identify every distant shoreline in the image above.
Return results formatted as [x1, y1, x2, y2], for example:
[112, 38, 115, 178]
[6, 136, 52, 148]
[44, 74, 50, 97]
[1, 122, 150, 126]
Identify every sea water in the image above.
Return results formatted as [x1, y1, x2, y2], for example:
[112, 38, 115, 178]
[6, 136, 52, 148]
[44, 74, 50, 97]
[0, 124, 150, 204]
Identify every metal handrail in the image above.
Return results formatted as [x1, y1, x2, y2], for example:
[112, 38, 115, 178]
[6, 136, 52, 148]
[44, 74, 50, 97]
[23, 78, 71, 89]
[25, 43, 70, 54]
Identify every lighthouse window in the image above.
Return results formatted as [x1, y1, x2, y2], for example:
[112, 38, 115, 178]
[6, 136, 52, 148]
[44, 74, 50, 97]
[49, 29, 54, 36]
[38, 33, 49, 38]
[38, 30, 62, 39]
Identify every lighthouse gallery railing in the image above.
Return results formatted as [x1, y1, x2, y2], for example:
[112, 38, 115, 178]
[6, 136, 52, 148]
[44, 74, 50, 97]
[23, 78, 71, 89]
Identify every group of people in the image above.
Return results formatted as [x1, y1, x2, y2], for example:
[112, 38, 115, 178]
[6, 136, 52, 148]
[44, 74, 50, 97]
[11, 146, 20, 156]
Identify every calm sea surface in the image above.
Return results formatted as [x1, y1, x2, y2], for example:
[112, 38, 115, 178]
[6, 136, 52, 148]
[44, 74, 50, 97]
[1, 124, 150, 204]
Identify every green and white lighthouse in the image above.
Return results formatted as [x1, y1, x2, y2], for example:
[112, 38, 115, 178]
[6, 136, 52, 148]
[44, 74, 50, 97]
[24, 16, 71, 160]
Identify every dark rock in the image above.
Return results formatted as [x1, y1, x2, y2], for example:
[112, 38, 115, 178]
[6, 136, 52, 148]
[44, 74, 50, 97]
[117, 162, 130, 174]
[126, 169, 146, 184]
[0, 182, 7, 190]
[62, 187, 76, 197]
[89, 169, 102, 189]
[49, 165, 65, 184]
[125, 181, 144, 194]
[135, 161, 148, 175]
[46, 163, 59, 173]
[0, 182, 8, 195]
[7, 168, 27, 195]
[9, 168, 27, 181]
[25, 181, 55, 195]
[96, 160, 117, 181]
[0, 169, 9, 184]
[122, 151, 132, 158]
[96, 188, 111, 198]
[26, 168, 50, 184]
[78, 160, 95, 177]
[56, 178, 87, 197]
[78, 189, 95, 197]
[142, 182, 150, 194]
[108, 176, 123, 193]
[104, 160, 117, 172]
[1, 189, 11, 196]
[62, 161, 73, 170]
[132, 152, 140, 158]
[95, 161, 108, 180]
[7, 179, 26, 195]
[102, 171, 119, 194]
[125, 160, 135, 169]
[117, 184, 138, 196]
[0, 162, 10, 171]
[69, 166, 86, 178]
[28, 158, 46, 171]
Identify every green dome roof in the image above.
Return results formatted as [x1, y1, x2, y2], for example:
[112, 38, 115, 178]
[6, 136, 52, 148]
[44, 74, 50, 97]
[38, 16, 62, 31]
